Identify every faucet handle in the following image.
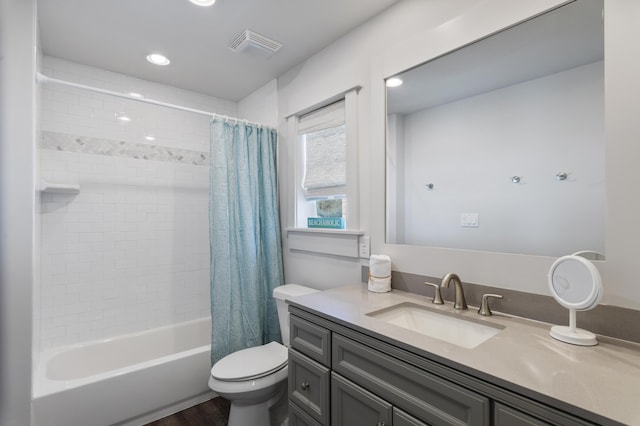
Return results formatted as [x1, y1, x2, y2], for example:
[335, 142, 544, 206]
[423, 282, 444, 305]
[478, 294, 503, 316]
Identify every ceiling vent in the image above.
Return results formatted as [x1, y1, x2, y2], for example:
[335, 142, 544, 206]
[228, 29, 283, 56]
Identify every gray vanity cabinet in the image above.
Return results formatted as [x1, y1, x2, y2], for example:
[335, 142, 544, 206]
[289, 310, 485, 426]
[288, 307, 601, 426]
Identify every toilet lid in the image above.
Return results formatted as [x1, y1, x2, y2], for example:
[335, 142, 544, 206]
[211, 341, 288, 382]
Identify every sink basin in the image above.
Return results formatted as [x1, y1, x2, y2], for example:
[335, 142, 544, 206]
[367, 302, 503, 349]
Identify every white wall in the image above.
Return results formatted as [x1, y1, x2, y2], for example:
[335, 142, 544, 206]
[238, 79, 278, 127]
[395, 62, 604, 256]
[277, 0, 477, 288]
[0, 0, 36, 424]
[37, 57, 237, 350]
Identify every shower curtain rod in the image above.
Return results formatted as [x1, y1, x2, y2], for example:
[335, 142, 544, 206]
[36, 72, 272, 129]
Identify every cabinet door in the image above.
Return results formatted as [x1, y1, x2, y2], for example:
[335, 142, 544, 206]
[394, 407, 430, 426]
[289, 349, 331, 425]
[493, 403, 551, 426]
[332, 372, 392, 426]
[290, 402, 323, 426]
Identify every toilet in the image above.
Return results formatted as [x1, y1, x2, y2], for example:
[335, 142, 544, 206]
[208, 284, 319, 426]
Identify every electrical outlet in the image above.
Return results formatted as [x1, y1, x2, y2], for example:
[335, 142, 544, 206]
[359, 236, 370, 258]
[460, 213, 479, 228]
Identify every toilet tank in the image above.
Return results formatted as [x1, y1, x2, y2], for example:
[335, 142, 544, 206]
[273, 284, 319, 346]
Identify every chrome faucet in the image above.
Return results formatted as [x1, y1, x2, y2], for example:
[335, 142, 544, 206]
[441, 273, 467, 310]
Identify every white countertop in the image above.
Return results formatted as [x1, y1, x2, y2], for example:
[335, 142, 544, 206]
[288, 284, 640, 425]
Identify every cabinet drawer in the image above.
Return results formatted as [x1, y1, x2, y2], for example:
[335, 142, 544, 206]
[333, 333, 490, 426]
[394, 408, 429, 426]
[493, 403, 551, 426]
[289, 349, 330, 425]
[289, 402, 322, 426]
[332, 372, 392, 426]
[290, 315, 331, 366]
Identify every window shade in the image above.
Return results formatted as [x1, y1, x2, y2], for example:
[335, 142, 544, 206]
[298, 100, 345, 134]
[298, 100, 346, 199]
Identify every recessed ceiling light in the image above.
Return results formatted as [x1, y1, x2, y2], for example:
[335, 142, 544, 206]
[190, 0, 216, 6]
[146, 53, 170, 66]
[115, 112, 132, 123]
[386, 78, 403, 88]
[145, 135, 156, 141]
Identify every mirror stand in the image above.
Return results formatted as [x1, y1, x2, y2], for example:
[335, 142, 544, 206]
[550, 308, 597, 346]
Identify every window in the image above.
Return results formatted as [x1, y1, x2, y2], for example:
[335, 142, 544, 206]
[291, 89, 359, 230]
[298, 100, 348, 228]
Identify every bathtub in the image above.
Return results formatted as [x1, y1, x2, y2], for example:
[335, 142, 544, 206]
[32, 318, 215, 426]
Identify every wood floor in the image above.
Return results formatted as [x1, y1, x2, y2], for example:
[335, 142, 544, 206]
[144, 397, 230, 426]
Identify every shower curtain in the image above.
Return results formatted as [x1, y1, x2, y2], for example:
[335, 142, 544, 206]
[209, 118, 284, 365]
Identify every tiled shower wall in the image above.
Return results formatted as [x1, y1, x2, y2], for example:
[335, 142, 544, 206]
[37, 56, 237, 351]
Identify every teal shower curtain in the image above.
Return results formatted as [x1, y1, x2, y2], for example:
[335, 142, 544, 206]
[209, 118, 284, 365]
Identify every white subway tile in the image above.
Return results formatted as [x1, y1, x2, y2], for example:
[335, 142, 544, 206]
[39, 56, 217, 353]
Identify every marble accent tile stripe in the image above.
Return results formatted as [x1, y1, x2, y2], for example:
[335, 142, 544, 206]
[41, 131, 208, 166]
[362, 266, 640, 344]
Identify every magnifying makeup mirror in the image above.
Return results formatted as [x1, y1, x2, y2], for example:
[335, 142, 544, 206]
[548, 252, 603, 346]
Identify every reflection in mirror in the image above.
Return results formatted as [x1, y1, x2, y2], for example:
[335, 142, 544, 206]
[386, 0, 604, 257]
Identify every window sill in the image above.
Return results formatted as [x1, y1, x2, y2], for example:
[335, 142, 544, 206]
[286, 228, 364, 258]
[286, 227, 364, 236]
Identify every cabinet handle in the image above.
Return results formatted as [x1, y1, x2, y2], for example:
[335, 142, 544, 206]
[300, 381, 310, 390]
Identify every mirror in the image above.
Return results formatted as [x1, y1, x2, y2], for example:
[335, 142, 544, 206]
[386, 0, 605, 257]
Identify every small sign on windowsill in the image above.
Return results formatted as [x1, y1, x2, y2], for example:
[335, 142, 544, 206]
[308, 217, 345, 229]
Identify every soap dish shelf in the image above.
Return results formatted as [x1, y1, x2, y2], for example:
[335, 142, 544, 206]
[40, 181, 80, 194]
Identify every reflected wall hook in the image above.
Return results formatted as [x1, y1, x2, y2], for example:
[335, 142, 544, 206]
[425, 183, 434, 190]
[556, 172, 568, 181]
[511, 176, 521, 184]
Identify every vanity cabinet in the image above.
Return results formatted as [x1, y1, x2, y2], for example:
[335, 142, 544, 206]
[288, 307, 599, 426]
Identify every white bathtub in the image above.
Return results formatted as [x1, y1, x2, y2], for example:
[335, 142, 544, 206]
[32, 318, 215, 426]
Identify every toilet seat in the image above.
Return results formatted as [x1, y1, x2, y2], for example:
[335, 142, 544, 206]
[211, 341, 288, 382]
[208, 364, 288, 396]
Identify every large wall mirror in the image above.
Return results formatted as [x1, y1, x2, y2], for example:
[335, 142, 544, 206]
[385, 0, 604, 258]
